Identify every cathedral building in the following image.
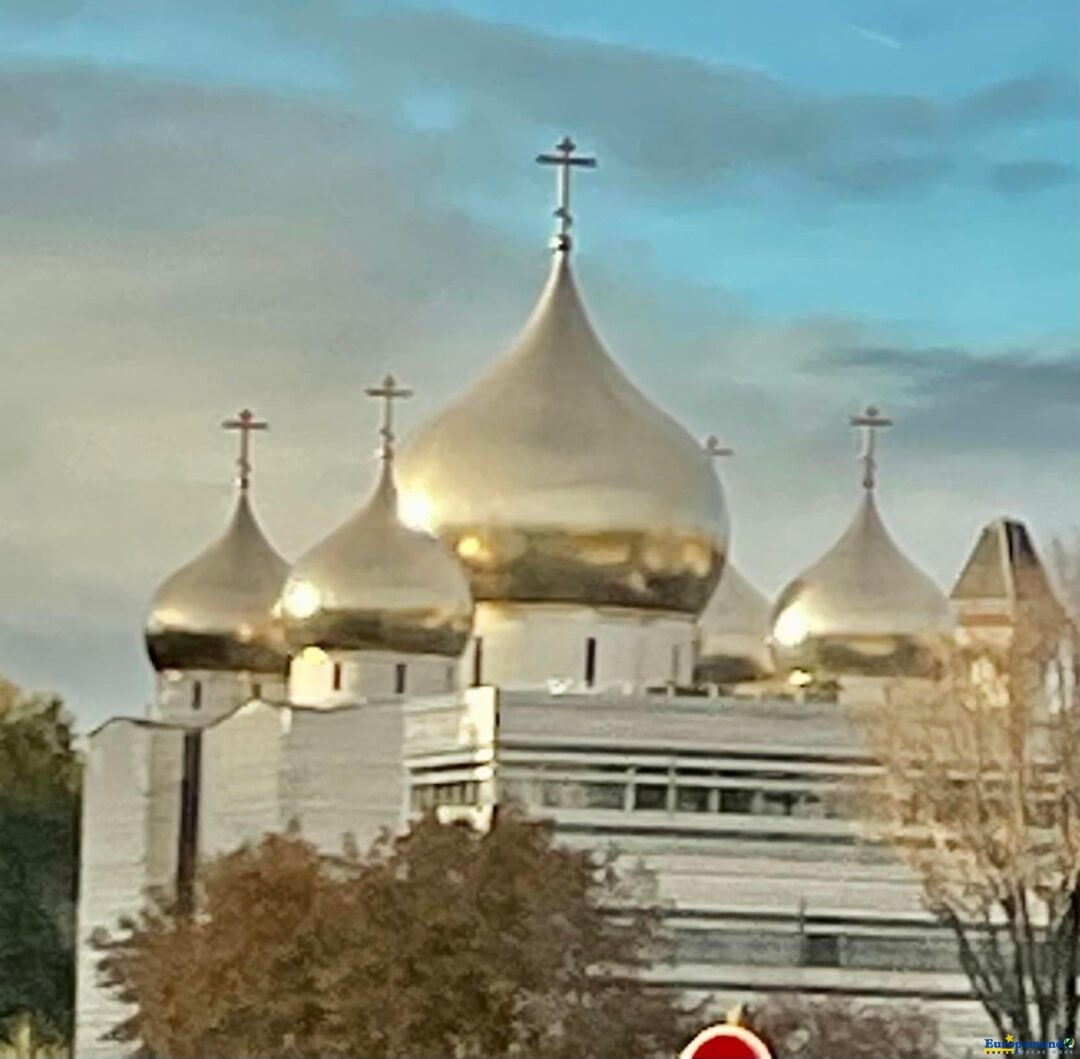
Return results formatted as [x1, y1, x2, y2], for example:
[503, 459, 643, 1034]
[75, 140, 1055, 1055]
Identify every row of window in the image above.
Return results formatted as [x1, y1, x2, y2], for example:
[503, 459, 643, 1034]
[409, 779, 839, 819]
[469, 637, 686, 687]
[183, 660, 416, 711]
[411, 781, 482, 811]
[184, 630, 692, 708]
[521, 780, 837, 818]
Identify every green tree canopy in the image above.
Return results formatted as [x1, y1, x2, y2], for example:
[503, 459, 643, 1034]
[0, 677, 81, 1052]
[99, 809, 696, 1058]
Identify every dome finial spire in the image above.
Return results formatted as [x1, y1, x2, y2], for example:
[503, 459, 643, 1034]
[704, 435, 735, 460]
[364, 374, 413, 463]
[222, 407, 268, 493]
[850, 405, 893, 491]
[535, 136, 597, 253]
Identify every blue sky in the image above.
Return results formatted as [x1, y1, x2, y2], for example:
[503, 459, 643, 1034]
[0, 0, 1076, 725]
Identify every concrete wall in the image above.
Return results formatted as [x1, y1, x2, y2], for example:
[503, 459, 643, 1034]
[75, 722, 183, 1058]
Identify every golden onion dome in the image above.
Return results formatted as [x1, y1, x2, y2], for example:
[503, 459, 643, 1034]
[396, 249, 728, 615]
[145, 493, 290, 674]
[769, 409, 954, 680]
[281, 456, 474, 658]
[696, 562, 774, 684]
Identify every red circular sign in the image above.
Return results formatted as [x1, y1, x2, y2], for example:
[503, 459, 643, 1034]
[678, 1024, 773, 1059]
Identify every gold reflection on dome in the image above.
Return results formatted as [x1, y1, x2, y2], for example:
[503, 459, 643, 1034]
[282, 579, 321, 620]
[145, 493, 290, 674]
[769, 491, 954, 680]
[146, 409, 289, 675]
[298, 645, 328, 666]
[281, 458, 474, 658]
[397, 251, 728, 615]
[456, 536, 484, 560]
[772, 605, 809, 648]
[399, 489, 436, 534]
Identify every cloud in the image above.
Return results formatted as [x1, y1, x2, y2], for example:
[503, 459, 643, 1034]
[0, 0, 85, 26]
[989, 159, 1076, 194]
[958, 75, 1078, 129]
[810, 343, 1080, 454]
[306, 8, 1075, 200]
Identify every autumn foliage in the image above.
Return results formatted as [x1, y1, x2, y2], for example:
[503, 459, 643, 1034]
[857, 577, 1080, 1044]
[97, 809, 694, 1058]
[746, 993, 944, 1059]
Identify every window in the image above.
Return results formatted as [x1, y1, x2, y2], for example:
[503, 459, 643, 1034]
[541, 781, 564, 808]
[251, 681, 262, 700]
[176, 731, 202, 912]
[584, 783, 625, 810]
[395, 663, 407, 694]
[472, 637, 484, 687]
[191, 680, 202, 711]
[411, 786, 436, 812]
[719, 788, 755, 814]
[584, 637, 597, 687]
[410, 781, 480, 812]
[332, 662, 342, 691]
[633, 784, 668, 811]
[670, 645, 682, 683]
[761, 790, 799, 817]
[676, 786, 710, 813]
[802, 934, 841, 967]
[794, 792, 830, 819]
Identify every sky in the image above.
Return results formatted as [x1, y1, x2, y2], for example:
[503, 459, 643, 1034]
[1, 0, 1077, 728]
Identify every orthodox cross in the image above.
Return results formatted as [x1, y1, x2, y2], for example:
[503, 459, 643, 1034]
[850, 405, 893, 491]
[536, 136, 597, 252]
[364, 374, 413, 461]
[221, 408, 268, 493]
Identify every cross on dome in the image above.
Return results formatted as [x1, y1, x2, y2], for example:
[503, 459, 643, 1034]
[850, 405, 893, 491]
[221, 408, 268, 493]
[704, 435, 735, 459]
[535, 136, 597, 253]
[364, 374, 413, 461]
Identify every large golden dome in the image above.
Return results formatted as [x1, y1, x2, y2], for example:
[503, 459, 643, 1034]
[281, 460, 474, 657]
[146, 493, 290, 674]
[770, 491, 954, 679]
[396, 250, 728, 614]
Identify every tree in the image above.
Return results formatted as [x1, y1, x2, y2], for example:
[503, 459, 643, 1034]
[0, 677, 81, 1056]
[98, 809, 696, 1058]
[856, 571, 1080, 1045]
[744, 994, 944, 1059]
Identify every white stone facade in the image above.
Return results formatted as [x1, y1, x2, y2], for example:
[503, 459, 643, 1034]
[467, 602, 697, 691]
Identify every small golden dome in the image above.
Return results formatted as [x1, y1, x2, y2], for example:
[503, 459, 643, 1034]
[281, 462, 474, 657]
[146, 494, 289, 674]
[770, 491, 954, 679]
[397, 251, 727, 614]
[696, 562, 774, 683]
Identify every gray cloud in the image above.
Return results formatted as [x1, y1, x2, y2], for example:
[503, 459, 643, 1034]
[299, 8, 1076, 200]
[811, 343, 1080, 453]
[989, 159, 1077, 194]
[958, 75, 1078, 129]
